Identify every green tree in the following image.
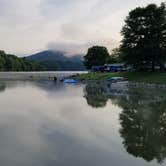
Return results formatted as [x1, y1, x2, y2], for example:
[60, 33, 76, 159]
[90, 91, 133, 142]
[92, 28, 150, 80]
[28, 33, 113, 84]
[0, 51, 5, 70]
[106, 48, 123, 63]
[0, 50, 43, 71]
[121, 3, 166, 71]
[84, 46, 110, 69]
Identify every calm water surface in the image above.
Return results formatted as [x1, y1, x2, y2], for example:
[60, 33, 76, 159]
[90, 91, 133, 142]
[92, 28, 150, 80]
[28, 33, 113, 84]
[0, 80, 166, 166]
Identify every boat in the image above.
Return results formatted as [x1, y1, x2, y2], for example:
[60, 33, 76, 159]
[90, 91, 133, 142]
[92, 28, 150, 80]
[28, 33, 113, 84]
[64, 79, 79, 84]
[107, 77, 125, 82]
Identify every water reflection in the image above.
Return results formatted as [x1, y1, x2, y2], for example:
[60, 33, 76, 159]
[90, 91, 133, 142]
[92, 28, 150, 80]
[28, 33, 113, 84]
[0, 83, 6, 92]
[0, 81, 65, 93]
[84, 82, 166, 163]
[0, 80, 166, 166]
[0, 81, 123, 166]
[84, 83, 108, 108]
[118, 88, 166, 163]
[83, 82, 128, 108]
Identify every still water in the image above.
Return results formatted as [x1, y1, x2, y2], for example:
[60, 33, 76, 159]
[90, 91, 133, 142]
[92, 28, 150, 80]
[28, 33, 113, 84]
[0, 80, 166, 166]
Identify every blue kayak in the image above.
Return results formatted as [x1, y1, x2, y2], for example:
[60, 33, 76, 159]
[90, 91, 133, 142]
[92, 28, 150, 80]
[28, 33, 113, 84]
[64, 79, 79, 84]
[107, 77, 124, 81]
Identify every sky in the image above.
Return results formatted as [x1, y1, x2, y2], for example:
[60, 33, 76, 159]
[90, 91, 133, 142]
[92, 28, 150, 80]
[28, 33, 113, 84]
[0, 0, 162, 56]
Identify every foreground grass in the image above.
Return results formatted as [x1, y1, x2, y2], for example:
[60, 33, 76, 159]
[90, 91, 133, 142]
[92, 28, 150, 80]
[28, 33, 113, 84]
[77, 72, 166, 84]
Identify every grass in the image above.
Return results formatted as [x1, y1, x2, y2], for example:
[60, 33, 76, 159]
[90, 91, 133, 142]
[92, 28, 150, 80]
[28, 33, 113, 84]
[76, 72, 166, 84]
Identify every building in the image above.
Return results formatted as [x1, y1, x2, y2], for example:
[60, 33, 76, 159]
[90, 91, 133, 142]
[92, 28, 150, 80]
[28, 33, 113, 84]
[91, 63, 132, 72]
[104, 64, 127, 72]
[91, 66, 105, 72]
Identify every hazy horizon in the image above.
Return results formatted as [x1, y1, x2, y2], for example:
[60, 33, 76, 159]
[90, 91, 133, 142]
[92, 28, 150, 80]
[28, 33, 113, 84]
[0, 0, 161, 56]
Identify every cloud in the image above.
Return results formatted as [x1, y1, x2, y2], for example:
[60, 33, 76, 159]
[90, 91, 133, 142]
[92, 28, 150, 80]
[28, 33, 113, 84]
[47, 38, 118, 55]
[0, 0, 163, 56]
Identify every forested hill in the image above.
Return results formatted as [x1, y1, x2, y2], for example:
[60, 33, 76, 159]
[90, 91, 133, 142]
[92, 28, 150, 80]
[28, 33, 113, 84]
[0, 50, 43, 71]
[26, 50, 86, 71]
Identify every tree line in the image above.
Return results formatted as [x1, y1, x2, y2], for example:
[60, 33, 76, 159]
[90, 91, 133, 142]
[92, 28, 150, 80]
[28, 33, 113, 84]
[84, 46, 122, 69]
[84, 3, 166, 71]
[0, 50, 43, 71]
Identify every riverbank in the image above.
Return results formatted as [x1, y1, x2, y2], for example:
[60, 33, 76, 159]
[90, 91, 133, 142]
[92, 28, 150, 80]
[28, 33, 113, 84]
[74, 72, 166, 84]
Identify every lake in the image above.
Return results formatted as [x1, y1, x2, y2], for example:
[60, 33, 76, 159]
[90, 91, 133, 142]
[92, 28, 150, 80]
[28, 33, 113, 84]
[0, 80, 166, 166]
[0, 71, 87, 80]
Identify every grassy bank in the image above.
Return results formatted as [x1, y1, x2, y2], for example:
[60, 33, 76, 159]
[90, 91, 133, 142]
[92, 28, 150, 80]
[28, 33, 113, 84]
[76, 72, 166, 84]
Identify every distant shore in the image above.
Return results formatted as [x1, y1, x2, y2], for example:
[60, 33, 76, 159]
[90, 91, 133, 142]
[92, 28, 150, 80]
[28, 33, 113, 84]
[72, 72, 166, 84]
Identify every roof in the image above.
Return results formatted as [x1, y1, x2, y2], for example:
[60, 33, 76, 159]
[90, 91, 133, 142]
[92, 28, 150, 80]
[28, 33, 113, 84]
[92, 66, 104, 68]
[104, 63, 125, 67]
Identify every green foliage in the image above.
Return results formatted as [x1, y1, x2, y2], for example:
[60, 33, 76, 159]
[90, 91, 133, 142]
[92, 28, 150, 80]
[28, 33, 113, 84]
[0, 50, 43, 71]
[106, 48, 123, 63]
[121, 3, 166, 71]
[84, 46, 110, 69]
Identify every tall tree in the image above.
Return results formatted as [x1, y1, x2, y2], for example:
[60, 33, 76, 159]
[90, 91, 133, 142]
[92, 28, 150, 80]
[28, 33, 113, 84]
[121, 3, 166, 71]
[84, 46, 110, 69]
[106, 48, 123, 63]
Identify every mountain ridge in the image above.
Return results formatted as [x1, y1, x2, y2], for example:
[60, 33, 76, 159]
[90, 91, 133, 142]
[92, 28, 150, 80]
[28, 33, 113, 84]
[26, 50, 86, 71]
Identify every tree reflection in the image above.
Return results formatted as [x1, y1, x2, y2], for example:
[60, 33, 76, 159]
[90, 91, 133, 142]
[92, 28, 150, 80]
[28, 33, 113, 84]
[116, 88, 166, 163]
[83, 82, 128, 108]
[0, 81, 27, 93]
[0, 83, 6, 92]
[84, 82, 166, 163]
[84, 82, 108, 108]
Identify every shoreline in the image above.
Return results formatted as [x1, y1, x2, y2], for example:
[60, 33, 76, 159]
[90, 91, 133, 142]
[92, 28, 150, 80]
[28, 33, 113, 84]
[71, 72, 166, 84]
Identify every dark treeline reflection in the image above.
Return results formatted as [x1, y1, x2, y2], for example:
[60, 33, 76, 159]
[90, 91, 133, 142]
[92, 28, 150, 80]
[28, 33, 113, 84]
[84, 83, 108, 108]
[84, 82, 166, 163]
[118, 89, 166, 164]
[0, 83, 6, 92]
[0, 81, 65, 94]
[0, 81, 18, 92]
[83, 82, 128, 108]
